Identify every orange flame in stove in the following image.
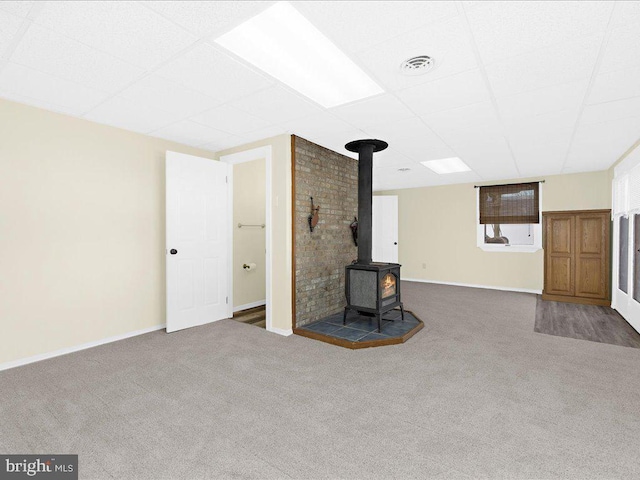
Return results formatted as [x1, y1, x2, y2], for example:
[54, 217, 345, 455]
[381, 273, 396, 298]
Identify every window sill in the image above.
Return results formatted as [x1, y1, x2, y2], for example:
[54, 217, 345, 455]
[478, 245, 541, 253]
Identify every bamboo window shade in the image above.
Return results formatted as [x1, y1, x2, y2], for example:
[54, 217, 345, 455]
[479, 182, 540, 224]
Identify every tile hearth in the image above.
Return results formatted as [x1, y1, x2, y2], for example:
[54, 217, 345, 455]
[295, 308, 423, 349]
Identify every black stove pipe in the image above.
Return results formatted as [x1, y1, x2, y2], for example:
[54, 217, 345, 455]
[345, 139, 388, 265]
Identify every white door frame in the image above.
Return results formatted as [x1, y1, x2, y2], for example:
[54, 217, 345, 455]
[220, 146, 273, 332]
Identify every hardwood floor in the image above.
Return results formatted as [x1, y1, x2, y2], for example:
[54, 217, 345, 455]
[534, 296, 640, 348]
[232, 305, 266, 329]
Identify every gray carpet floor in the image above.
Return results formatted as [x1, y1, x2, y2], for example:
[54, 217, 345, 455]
[2, 281, 640, 479]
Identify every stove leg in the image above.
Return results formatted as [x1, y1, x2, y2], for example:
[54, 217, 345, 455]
[400, 303, 405, 322]
[377, 314, 381, 333]
[343, 307, 348, 325]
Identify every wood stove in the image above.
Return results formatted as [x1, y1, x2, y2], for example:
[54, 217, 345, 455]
[343, 139, 403, 332]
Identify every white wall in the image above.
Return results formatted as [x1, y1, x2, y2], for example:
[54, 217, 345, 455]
[233, 159, 266, 308]
[0, 98, 219, 366]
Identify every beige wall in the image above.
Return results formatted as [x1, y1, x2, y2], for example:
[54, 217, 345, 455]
[232, 159, 266, 308]
[0, 98, 219, 365]
[216, 134, 292, 333]
[379, 171, 612, 292]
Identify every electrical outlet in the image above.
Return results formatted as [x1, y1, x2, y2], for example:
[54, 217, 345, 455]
[422, 263, 426, 269]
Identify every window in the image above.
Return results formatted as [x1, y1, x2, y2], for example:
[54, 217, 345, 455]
[619, 216, 629, 294]
[476, 182, 542, 252]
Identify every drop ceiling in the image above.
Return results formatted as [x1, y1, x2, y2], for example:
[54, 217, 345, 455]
[1, 1, 639, 191]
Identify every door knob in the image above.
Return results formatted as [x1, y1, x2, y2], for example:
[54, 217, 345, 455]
[170, 249, 178, 255]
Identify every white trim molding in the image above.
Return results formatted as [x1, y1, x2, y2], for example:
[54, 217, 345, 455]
[220, 146, 275, 334]
[269, 327, 293, 336]
[233, 300, 267, 313]
[0, 324, 165, 372]
[402, 278, 542, 295]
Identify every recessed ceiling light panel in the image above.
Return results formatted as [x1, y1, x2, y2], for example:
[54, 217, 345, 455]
[400, 55, 435, 76]
[214, 2, 384, 108]
[421, 157, 471, 174]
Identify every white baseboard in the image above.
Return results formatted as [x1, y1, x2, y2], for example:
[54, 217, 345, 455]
[402, 278, 542, 295]
[268, 326, 293, 336]
[0, 324, 165, 372]
[233, 300, 266, 313]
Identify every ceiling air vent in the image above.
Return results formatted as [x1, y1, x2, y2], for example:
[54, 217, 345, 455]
[400, 55, 434, 76]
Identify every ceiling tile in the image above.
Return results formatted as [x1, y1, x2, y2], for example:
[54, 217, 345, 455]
[395, 69, 489, 116]
[507, 118, 575, 176]
[0, 10, 24, 56]
[506, 124, 574, 157]
[119, 75, 221, 119]
[581, 96, 640, 126]
[368, 147, 414, 169]
[429, 130, 518, 179]
[84, 96, 177, 134]
[468, 159, 520, 180]
[296, 1, 458, 54]
[279, 111, 361, 141]
[145, 1, 272, 38]
[495, 79, 589, 120]
[465, 1, 612, 65]
[598, 23, 640, 74]
[0, 62, 107, 115]
[199, 137, 243, 153]
[11, 24, 144, 93]
[365, 116, 435, 142]
[190, 104, 270, 135]
[363, 115, 428, 140]
[587, 65, 640, 104]
[505, 110, 577, 143]
[373, 164, 481, 190]
[421, 101, 503, 136]
[330, 94, 415, 128]
[514, 144, 567, 178]
[392, 137, 457, 163]
[152, 120, 237, 147]
[307, 127, 381, 158]
[0, 1, 34, 18]
[156, 43, 273, 103]
[230, 86, 321, 124]
[565, 116, 640, 171]
[234, 125, 288, 147]
[364, 117, 457, 162]
[33, 1, 197, 69]
[356, 16, 478, 92]
[485, 34, 602, 98]
[372, 165, 432, 191]
[609, 1, 640, 28]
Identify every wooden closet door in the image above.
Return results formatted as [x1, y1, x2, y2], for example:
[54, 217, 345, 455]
[575, 212, 609, 299]
[544, 214, 575, 296]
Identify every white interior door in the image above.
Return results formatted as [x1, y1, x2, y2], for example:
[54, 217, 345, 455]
[612, 157, 640, 334]
[166, 151, 229, 333]
[372, 195, 398, 263]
